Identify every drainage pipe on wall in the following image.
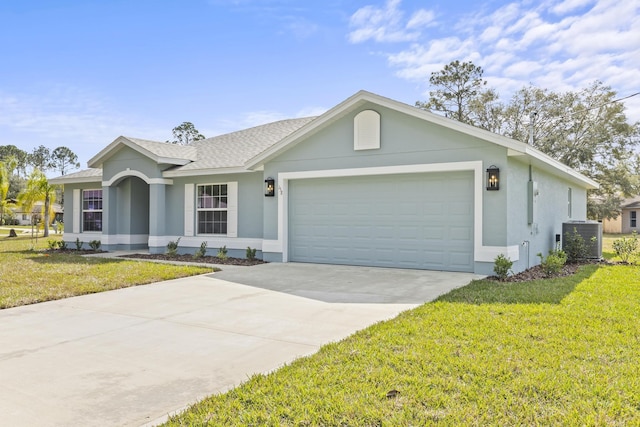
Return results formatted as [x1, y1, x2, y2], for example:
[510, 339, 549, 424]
[522, 240, 530, 270]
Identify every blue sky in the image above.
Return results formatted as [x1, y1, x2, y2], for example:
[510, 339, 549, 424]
[1, 0, 639, 173]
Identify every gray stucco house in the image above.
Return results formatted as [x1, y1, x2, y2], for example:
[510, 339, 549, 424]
[51, 90, 598, 275]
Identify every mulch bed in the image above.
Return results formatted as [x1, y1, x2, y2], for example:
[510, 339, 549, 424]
[487, 259, 604, 282]
[118, 253, 266, 266]
[43, 249, 607, 274]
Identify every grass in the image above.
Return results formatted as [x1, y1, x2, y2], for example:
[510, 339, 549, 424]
[0, 235, 214, 309]
[165, 237, 640, 426]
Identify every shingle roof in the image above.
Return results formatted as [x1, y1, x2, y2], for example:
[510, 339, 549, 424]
[622, 196, 640, 209]
[173, 117, 317, 171]
[125, 137, 198, 161]
[49, 168, 102, 184]
[52, 117, 317, 182]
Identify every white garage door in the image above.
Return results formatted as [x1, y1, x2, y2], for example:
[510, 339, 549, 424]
[288, 172, 474, 272]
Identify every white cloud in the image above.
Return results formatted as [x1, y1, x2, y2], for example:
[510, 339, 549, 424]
[551, 0, 596, 15]
[357, 0, 640, 121]
[407, 9, 435, 29]
[348, 0, 435, 43]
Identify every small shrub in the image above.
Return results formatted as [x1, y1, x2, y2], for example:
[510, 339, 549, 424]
[194, 241, 208, 259]
[217, 245, 228, 260]
[89, 240, 101, 251]
[537, 249, 567, 277]
[166, 237, 181, 257]
[246, 246, 257, 261]
[563, 227, 592, 262]
[493, 254, 513, 281]
[75, 238, 83, 251]
[612, 232, 638, 264]
[57, 240, 68, 250]
[47, 239, 58, 250]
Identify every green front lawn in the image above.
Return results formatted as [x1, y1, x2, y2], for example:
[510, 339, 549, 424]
[0, 235, 214, 309]
[167, 259, 640, 424]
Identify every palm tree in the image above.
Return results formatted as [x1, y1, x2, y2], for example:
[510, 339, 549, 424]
[0, 158, 17, 225]
[18, 169, 58, 237]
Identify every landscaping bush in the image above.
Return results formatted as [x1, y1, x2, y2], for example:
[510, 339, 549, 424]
[166, 238, 181, 257]
[563, 227, 593, 262]
[538, 249, 567, 277]
[217, 245, 228, 260]
[47, 239, 58, 250]
[493, 254, 513, 281]
[89, 240, 101, 251]
[57, 240, 68, 250]
[246, 246, 257, 261]
[194, 241, 208, 259]
[75, 238, 83, 251]
[612, 232, 638, 263]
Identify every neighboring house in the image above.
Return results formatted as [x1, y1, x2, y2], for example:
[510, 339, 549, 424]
[5, 199, 63, 226]
[602, 196, 640, 234]
[50, 91, 598, 275]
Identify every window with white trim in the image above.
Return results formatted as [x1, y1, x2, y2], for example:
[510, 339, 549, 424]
[82, 189, 103, 232]
[197, 184, 228, 234]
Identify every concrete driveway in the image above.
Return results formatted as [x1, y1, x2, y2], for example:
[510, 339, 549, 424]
[0, 263, 480, 426]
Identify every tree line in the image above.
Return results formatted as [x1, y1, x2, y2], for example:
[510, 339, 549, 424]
[416, 60, 640, 220]
[0, 145, 79, 233]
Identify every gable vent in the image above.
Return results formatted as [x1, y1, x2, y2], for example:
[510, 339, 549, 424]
[354, 110, 381, 151]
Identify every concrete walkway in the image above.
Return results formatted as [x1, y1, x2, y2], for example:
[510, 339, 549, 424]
[0, 263, 481, 426]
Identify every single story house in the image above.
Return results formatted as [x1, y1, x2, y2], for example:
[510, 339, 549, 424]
[602, 196, 640, 234]
[4, 199, 63, 226]
[51, 90, 598, 275]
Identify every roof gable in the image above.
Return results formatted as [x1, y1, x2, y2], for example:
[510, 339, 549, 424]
[88, 136, 198, 168]
[245, 90, 598, 190]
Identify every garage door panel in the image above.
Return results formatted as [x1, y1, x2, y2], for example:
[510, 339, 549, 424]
[424, 250, 445, 265]
[450, 226, 473, 240]
[450, 251, 473, 268]
[289, 172, 474, 272]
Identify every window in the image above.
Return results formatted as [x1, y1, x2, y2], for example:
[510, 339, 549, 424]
[197, 184, 228, 234]
[631, 211, 637, 228]
[82, 189, 102, 232]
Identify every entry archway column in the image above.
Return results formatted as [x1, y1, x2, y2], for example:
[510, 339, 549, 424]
[149, 183, 166, 239]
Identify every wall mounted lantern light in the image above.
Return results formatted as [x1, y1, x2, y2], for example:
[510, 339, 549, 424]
[486, 166, 500, 191]
[265, 178, 275, 197]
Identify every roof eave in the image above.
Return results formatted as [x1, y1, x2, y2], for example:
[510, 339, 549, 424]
[508, 146, 599, 189]
[157, 157, 192, 166]
[49, 175, 103, 185]
[162, 166, 254, 178]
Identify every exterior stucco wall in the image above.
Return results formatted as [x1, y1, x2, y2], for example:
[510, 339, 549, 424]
[115, 177, 149, 236]
[60, 181, 102, 237]
[154, 172, 264, 257]
[101, 146, 165, 182]
[506, 157, 589, 272]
